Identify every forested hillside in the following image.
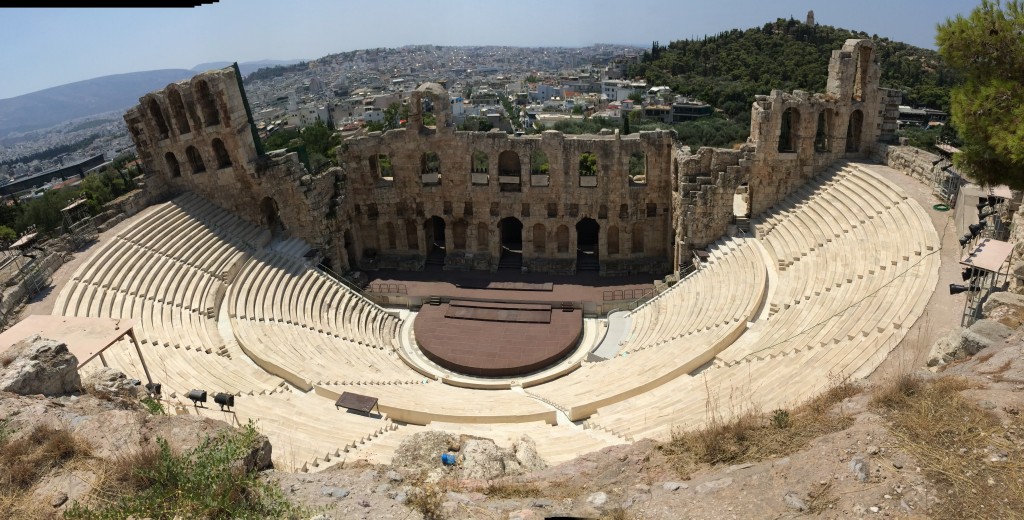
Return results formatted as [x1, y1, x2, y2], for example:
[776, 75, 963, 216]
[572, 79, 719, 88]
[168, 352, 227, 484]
[630, 18, 958, 118]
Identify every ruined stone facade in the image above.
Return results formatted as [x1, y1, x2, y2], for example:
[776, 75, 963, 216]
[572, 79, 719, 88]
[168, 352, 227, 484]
[125, 39, 897, 277]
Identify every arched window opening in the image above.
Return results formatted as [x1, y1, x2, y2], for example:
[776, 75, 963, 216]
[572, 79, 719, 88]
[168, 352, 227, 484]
[579, 152, 598, 187]
[471, 151, 488, 173]
[533, 223, 546, 254]
[530, 149, 550, 176]
[168, 89, 191, 134]
[476, 222, 489, 251]
[498, 150, 521, 177]
[212, 138, 232, 169]
[778, 107, 799, 153]
[196, 80, 220, 127]
[147, 98, 169, 139]
[853, 47, 872, 102]
[607, 226, 620, 255]
[164, 152, 181, 178]
[631, 222, 645, 254]
[185, 146, 206, 174]
[453, 220, 468, 250]
[385, 222, 397, 250]
[556, 225, 570, 254]
[846, 110, 864, 153]
[814, 110, 832, 153]
[405, 220, 419, 251]
[422, 152, 441, 185]
[629, 151, 646, 184]
[370, 154, 393, 180]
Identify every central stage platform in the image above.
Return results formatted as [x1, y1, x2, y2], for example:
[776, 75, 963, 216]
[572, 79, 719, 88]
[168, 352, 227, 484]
[414, 300, 582, 377]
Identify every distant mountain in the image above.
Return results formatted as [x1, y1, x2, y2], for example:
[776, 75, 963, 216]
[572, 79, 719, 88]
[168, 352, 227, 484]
[192, 59, 305, 77]
[0, 59, 307, 139]
[0, 69, 194, 138]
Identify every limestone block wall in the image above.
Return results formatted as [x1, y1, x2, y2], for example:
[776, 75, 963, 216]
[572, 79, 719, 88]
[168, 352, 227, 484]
[122, 39, 896, 280]
[338, 125, 676, 275]
[873, 144, 942, 184]
[746, 39, 890, 217]
[671, 147, 753, 269]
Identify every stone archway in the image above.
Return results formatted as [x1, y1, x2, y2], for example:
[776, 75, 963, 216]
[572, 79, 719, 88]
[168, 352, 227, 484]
[846, 109, 864, 153]
[259, 197, 283, 235]
[576, 218, 600, 272]
[424, 216, 446, 267]
[498, 217, 523, 270]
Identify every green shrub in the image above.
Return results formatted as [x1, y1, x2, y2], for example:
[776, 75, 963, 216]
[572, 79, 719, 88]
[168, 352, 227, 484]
[65, 420, 304, 520]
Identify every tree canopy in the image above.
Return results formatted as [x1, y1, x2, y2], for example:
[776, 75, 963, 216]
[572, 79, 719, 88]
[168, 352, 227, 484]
[937, 0, 1024, 188]
[631, 18, 958, 118]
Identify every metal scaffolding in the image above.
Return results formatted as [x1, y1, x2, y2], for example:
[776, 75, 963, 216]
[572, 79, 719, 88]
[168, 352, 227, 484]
[61, 198, 96, 249]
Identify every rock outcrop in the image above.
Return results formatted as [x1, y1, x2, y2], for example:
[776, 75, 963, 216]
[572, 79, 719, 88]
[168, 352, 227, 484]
[391, 431, 545, 482]
[82, 366, 139, 399]
[0, 334, 81, 396]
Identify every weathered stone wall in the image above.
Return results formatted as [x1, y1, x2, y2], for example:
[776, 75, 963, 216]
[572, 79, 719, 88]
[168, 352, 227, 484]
[872, 144, 942, 184]
[746, 39, 889, 216]
[124, 40, 892, 279]
[339, 124, 675, 275]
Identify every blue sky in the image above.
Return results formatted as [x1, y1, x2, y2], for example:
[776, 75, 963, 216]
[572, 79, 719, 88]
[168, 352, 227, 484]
[0, 0, 980, 100]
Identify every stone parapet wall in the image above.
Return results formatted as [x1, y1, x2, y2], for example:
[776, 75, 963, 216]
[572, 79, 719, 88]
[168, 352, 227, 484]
[873, 144, 942, 184]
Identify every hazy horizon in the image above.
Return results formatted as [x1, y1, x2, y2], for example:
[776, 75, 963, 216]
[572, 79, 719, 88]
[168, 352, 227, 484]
[0, 0, 980, 100]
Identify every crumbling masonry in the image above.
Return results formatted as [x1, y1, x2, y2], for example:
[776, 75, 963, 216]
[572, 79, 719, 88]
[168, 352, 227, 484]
[125, 40, 898, 277]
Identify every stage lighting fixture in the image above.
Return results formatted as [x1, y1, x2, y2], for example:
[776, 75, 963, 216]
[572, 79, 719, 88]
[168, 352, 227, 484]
[187, 389, 207, 406]
[979, 209, 996, 220]
[213, 393, 235, 410]
[145, 383, 162, 396]
[959, 235, 972, 247]
[949, 283, 982, 295]
[961, 267, 981, 281]
[988, 195, 1000, 207]
[969, 223, 982, 237]
[977, 200, 988, 211]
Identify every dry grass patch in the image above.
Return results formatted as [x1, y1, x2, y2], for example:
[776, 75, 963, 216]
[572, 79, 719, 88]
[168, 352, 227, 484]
[662, 380, 861, 477]
[872, 374, 1024, 519]
[483, 480, 542, 499]
[0, 423, 91, 491]
[408, 483, 447, 520]
[0, 422, 91, 520]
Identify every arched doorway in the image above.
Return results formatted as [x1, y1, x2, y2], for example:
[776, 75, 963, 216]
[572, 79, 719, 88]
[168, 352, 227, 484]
[260, 197, 284, 235]
[846, 110, 863, 153]
[424, 216, 446, 267]
[737, 184, 753, 228]
[498, 217, 523, 270]
[576, 218, 600, 272]
[343, 230, 358, 270]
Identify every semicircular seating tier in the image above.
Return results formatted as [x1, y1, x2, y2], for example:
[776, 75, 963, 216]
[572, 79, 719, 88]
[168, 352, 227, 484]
[50, 161, 940, 471]
[54, 193, 289, 398]
[226, 247, 414, 391]
[574, 163, 940, 441]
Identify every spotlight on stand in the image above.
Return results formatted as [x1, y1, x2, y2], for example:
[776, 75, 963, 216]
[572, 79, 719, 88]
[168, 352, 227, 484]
[969, 223, 983, 237]
[979, 209, 996, 220]
[977, 200, 989, 212]
[962, 267, 981, 281]
[213, 393, 235, 411]
[145, 383, 162, 397]
[949, 283, 982, 295]
[959, 235, 972, 248]
[187, 389, 207, 407]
